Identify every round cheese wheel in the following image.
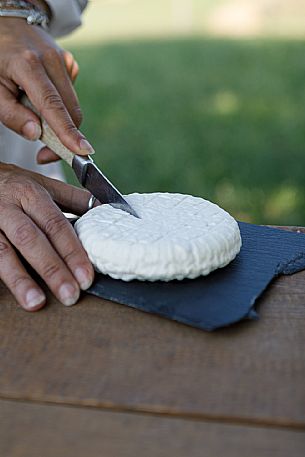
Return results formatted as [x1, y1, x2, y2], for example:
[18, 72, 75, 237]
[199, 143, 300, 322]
[75, 193, 242, 282]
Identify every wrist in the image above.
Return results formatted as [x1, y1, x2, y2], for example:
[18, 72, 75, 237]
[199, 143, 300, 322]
[27, 0, 51, 18]
[0, 0, 50, 27]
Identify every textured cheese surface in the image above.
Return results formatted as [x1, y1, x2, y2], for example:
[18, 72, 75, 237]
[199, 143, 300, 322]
[75, 193, 242, 282]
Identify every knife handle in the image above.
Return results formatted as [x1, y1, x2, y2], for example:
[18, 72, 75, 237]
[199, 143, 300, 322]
[20, 94, 75, 167]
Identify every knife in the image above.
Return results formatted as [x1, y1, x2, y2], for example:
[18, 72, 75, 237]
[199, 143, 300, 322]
[20, 94, 139, 218]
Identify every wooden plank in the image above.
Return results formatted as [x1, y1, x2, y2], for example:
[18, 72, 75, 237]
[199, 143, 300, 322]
[0, 399, 304, 457]
[0, 269, 304, 428]
[0, 226, 305, 427]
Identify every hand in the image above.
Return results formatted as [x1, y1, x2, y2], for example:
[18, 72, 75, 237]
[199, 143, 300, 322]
[0, 163, 95, 312]
[0, 18, 94, 156]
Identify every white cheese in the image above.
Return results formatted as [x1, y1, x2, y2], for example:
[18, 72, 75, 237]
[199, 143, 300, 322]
[75, 193, 242, 281]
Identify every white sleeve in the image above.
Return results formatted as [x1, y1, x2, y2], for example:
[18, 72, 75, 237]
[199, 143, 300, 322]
[44, 0, 88, 38]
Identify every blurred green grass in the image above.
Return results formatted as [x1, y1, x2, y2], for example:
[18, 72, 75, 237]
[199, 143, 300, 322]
[64, 38, 305, 225]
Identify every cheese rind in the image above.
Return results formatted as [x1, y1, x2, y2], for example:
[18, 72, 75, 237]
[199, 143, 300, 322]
[75, 193, 242, 281]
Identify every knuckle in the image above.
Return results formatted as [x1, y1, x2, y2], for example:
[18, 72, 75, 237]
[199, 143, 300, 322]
[62, 122, 78, 135]
[42, 90, 63, 110]
[5, 176, 38, 196]
[21, 49, 40, 65]
[62, 249, 79, 265]
[19, 180, 42, 206]
[44, 213, 68, 239]
[42, 262, 62, 280]
[0, 240, 11, 259]
[14, 222, 37, 247]
[71, 106, 83, 127]
[9, 179, 28, 197]
[8, 274, 31, 292]
[0, 168, 40, 205]
[43, 47, 62, 63]
[64, 186, 78, 214]
[22, 179, 39, 196]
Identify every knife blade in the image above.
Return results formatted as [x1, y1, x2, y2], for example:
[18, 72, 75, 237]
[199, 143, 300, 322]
[20, 94, 139, 218]
[72, 154, 139, 217]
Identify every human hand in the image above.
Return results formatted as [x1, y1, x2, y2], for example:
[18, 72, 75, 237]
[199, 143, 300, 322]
[0, 163, 95, 311]
[0, 17, 94, 155]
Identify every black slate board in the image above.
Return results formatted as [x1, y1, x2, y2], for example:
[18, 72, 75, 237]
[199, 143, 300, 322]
[86, 222, 305, 331]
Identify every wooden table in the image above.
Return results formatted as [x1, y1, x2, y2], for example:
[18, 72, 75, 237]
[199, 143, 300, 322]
[0, 227, 305, 456]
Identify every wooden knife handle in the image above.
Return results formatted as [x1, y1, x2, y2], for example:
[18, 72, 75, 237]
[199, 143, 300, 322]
[20, 94, 74, 167]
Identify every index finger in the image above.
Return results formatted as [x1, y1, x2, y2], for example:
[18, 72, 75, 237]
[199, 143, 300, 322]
[22, 190, 94, 292]
[33, 171, 92, 215]
[43, 49, 82, 127]
[14, 51, 94, 156]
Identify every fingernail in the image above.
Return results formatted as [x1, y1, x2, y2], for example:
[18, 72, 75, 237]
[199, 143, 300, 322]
[25, 289, 45, 310]
[79, 138, 95, 155]
[59, 283, 80, 307]
[74, 267, 94, 291]
[22, 121, 41, 141]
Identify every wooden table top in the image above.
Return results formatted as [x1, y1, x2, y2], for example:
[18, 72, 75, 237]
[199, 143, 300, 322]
[0, 227, 305, 456]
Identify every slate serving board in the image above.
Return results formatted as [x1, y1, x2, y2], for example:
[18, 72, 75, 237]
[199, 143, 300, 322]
[86, 222, 305, 331]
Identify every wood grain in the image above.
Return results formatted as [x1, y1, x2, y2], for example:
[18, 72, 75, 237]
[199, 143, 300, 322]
[0, 399, 304, 457]
[0, 265, 305, 428]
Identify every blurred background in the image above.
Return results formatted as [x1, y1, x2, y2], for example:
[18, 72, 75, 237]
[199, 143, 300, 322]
[60, 0, 305, 225]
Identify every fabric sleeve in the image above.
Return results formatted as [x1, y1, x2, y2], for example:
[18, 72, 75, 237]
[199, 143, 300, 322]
[44, 0, 88, 38]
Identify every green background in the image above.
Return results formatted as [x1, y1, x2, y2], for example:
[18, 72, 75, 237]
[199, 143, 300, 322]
[61, 1, 305, 225]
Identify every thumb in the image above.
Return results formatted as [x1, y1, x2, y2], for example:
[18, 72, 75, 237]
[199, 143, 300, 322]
[37, 146, 60, 164]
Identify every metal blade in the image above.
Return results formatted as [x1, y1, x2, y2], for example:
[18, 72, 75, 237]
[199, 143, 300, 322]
[72, 156, 139, 218]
